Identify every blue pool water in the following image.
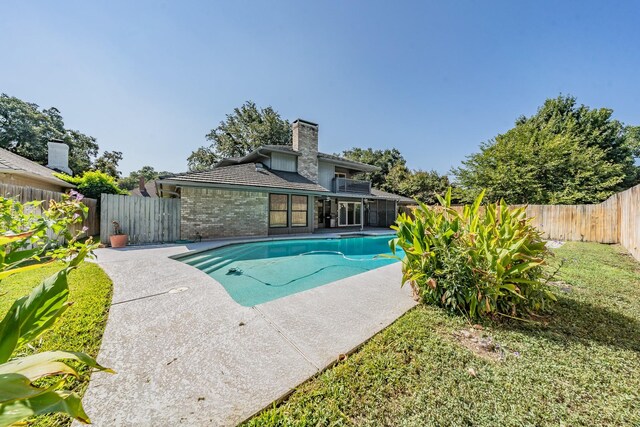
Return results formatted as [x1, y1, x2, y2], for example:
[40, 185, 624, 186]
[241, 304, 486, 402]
[179, 235, 403, 306]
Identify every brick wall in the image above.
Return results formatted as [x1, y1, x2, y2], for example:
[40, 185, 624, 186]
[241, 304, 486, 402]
[180, 187, 268, 239]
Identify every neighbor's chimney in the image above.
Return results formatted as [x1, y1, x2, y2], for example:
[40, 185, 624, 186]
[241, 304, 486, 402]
[47, 140, 72, 175]
[139, 176, 146, 192]
[292, 119, 319, 183]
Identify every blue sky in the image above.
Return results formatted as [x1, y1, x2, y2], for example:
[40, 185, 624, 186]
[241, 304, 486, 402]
[2, 1, 639, 175]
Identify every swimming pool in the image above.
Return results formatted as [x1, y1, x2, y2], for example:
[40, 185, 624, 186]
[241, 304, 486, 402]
[178, 235, 403, 306]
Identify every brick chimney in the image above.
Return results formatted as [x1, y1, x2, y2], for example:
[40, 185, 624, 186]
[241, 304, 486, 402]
[47, 140, 72, 175]
[292, 119, 318, 182]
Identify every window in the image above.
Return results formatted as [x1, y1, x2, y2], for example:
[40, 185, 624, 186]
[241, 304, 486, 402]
[269, 194, 288, 227]
[291, 195, 308, 227]
[335, 172, 347, 179]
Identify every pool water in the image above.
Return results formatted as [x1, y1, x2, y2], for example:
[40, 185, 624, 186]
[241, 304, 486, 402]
[179, 235, 403, 306]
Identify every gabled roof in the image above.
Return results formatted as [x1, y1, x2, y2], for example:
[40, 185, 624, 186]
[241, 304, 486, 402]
[0, 147, 75, 188]
[159, 163, 330, 193]
[215, 145, 380, 172]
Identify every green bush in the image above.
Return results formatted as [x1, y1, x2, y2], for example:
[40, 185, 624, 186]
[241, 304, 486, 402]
[55, 170, 127, 199]
[390, 188, 556, 320]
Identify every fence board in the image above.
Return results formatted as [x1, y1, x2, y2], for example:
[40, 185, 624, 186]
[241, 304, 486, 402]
[0, 183, 98, 237]
[100, 194, 181, 245]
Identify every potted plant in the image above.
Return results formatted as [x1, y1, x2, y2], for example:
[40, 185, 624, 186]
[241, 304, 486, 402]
[110, 220, 128, 248]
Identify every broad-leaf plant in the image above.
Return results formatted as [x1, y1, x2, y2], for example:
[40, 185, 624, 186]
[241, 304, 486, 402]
[0, 192, 112, 425]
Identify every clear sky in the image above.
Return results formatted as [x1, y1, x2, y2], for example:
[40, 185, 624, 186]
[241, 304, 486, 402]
[2, 1, 639, 175]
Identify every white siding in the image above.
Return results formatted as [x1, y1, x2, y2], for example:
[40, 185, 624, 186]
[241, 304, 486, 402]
[270, 152, 297, 172]
[318, 161, 335, 190]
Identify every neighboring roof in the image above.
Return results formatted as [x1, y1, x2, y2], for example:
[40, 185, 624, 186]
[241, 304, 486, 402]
[215, 145, 380, 172]
[130, 180, 158, 197]
[0, 147, 75, 188]
[160, 163, 330, 193]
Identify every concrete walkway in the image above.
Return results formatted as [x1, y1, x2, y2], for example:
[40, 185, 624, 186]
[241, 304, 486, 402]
[80, 238, 416, 426]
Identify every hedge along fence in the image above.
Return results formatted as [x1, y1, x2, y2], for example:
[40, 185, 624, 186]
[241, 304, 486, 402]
[0, 183, 99, 237]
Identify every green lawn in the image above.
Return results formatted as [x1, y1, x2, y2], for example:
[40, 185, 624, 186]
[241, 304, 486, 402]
[246, 242, 640, 426]
[0, 262, 113, 427]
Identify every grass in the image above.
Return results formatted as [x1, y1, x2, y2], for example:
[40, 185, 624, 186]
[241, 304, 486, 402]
[0, 262, 113, 427]
[245, 242, 640, 426]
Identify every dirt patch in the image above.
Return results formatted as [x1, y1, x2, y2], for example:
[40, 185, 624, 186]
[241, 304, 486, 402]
[548, 280, 573, 293]
[452, 328, 506, 361]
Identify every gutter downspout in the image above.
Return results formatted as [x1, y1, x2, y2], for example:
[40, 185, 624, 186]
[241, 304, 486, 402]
[360, 197, 364, 231]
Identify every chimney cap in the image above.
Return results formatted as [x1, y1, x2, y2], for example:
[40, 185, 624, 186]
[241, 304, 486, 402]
[293, 118, 318, 127]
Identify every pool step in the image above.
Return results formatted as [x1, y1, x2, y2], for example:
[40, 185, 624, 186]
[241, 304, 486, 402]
[201, 258, 234, 274]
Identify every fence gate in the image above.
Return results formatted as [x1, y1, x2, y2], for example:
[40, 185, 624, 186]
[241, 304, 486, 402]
[100, 194, 181, 245]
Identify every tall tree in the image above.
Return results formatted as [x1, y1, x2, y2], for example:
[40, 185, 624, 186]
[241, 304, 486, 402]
[0, 94, 100, 174]
[119, 166, 174, 190]
[188, 101, 291, 171]
[93, 150, 123, 179]
[453, 95, 640, 204]
[341, 147, 406, 190]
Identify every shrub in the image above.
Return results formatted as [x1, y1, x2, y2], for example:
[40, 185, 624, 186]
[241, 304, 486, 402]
[54, 170, 127, 200]
[390, 188, 556, 320]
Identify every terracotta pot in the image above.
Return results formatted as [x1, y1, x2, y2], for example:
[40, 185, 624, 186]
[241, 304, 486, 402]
[109, 234, 128, 248]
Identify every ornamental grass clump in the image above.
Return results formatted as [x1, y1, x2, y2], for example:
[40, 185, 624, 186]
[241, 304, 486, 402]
[390, 188, 556, 320]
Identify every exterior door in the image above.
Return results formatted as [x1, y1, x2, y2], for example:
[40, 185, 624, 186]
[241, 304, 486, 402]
[338, 201, 362, 227]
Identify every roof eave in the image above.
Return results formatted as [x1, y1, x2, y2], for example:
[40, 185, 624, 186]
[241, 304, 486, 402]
[0, 169, 76, 189]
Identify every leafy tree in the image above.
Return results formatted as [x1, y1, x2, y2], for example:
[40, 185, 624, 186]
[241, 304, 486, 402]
[93, 150, 123, 179]
[403, 170, 456, 205]
[341, 148, 406, 190]
[55, 171, 127, 200]
[453, 95, 640, 204]
[119, 166, 174, 190]
[187, 146, 220, 172]
[188, 101, 291, 171]
[0, 94, 99, 174]
[0, 194, 112, 425]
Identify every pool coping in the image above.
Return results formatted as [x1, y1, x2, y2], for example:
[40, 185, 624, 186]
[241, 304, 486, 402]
[78, 235, 416, 426]
[168, 230, 397, 261]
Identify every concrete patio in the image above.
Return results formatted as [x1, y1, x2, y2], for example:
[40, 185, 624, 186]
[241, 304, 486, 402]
[80, 235, 415, 426]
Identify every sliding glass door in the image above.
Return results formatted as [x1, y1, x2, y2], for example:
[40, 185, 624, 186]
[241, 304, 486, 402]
[338, 201, 362, 227]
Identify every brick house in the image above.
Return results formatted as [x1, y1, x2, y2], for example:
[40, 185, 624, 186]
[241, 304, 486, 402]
[157, 119, 415, 240]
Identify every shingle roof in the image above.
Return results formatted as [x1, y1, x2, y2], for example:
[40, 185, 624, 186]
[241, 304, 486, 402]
[130, 180, 158, 197]
[215, 145, 380, 172]
[370, 188, 416, 203]
[161, 163, 330, 193]
[0, 148, 75, 188]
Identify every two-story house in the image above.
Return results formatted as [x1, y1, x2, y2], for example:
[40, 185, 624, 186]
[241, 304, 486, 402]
[157, 119, 415, 239]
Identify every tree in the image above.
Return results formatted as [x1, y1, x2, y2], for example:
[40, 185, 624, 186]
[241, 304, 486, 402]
[188, 101, 291, 171]
[119, 166, 174, 190]
[55, 170, 127, 199]
[187, 146, 220, 172]
[340, 148, 406, 190]
[93, 150, 123, 179]
[453, 95, 640, 204]
[0, 94, 100, 174]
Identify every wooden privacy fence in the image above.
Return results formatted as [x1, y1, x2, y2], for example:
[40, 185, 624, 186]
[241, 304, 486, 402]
[522, 184, 640, 260]
[444, 184, 640, 261]
[0, 183, 99, 237]
[100, 194, 181, 245]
